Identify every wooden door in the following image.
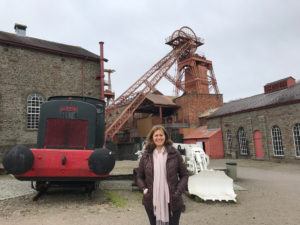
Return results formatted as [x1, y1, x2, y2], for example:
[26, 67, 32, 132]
[253, 130, 264, 159]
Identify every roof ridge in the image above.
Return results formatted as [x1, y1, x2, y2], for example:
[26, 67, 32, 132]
[211, 80, 300, 118]
[0, 30, 100, 62]
[0, 30, 85, 50]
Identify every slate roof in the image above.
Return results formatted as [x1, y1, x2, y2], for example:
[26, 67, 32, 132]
[145, 93, 177, 107]
[210, 82, 300, 118]
[0, 31, 104, 62]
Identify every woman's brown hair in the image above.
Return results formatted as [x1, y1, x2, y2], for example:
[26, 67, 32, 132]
[144, 125, 173, 151]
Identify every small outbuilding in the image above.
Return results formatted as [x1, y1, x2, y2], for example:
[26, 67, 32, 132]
[183, 126, 224, 159]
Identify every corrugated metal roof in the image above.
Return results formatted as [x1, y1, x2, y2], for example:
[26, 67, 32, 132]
[146, 93, 177, 106]
[210, 82, 300, 118]
[183, 126, 220, 139]
[0, 31, 102, 62]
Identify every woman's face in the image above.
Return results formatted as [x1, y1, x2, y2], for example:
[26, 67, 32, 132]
[152, 129, 166, 148]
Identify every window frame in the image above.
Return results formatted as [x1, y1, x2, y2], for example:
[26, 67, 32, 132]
[237, 127, 248, 155]
[293, 123, 300, 157]
[27, 93, 44, 130]
[271, 125, 284, 156]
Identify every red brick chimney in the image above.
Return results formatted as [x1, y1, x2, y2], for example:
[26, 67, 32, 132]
[264, 76, 296, 94]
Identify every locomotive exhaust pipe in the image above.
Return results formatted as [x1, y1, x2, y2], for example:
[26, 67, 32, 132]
[2, 145, 34, 175]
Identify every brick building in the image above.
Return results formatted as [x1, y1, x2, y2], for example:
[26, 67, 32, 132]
[0, 24, 102, 159]
[208, 77, 300, 161]
[175, 93, 222, 126]
[174, 54, 223, 127]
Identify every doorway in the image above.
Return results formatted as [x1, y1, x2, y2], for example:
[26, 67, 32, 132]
[253, 130, 264, 159]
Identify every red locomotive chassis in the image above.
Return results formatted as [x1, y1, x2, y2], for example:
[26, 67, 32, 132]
[16, 148, 110, 181]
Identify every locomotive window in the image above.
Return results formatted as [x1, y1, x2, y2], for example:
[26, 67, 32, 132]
[27, 93, 44, 129]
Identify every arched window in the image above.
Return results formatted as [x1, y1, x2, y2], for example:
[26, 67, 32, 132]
[226, 130, 232, 153]
[271, 125, 284, 156]
[27, 93, 44, 129]
[293, 123, 300, 157]
[237, 127, 248, 155]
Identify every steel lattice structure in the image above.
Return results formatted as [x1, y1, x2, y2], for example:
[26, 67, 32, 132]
[105, 27, 212, 140]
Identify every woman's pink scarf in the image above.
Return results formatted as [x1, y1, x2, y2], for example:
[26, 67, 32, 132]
[153, 147, 170, 225]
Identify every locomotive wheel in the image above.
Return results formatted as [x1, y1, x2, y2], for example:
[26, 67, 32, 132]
[35, 181, 48, 192]
[88, 148, 115, 175]
[2, 145, 34, 175]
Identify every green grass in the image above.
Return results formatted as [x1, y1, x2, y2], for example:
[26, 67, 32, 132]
[103, 190, 127, 208]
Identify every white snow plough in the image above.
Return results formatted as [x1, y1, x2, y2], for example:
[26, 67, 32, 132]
[173, 143, 236, 202]
[136, 143, 236, 202]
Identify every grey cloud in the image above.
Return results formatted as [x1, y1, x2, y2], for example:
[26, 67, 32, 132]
[1, 0, 299, 101]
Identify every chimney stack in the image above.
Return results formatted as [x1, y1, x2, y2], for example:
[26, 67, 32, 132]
[264, 76, 296, 94]
[14, 23, 27, 36]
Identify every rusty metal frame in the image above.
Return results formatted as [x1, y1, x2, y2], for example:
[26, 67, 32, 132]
[105, 27, 208, 140]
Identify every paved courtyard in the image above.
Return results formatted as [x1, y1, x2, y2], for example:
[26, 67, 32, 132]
[0, 159, 300, 225]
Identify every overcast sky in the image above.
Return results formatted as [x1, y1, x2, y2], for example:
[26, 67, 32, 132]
[1, 0, 299, 102]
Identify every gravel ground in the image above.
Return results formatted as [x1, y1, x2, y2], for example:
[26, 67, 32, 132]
[0, 159, 300, 225]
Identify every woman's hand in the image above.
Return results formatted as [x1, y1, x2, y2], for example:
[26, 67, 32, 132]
[143, 188, 149, 195]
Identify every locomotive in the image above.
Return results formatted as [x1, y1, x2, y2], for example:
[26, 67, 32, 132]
[3, 96, 115, 193]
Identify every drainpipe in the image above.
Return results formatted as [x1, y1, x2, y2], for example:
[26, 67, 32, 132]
[99, 42, 105, 101]
[159, 106, 163, 123]
[263, 116, 271, 160]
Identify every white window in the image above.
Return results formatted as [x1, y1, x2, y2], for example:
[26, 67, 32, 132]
[226, 130, 232, 153]
[27, 93, 44, 129]
[293, 123, 300, 157]
[271, 126, 284, 156]
[237, 127, 248, 155]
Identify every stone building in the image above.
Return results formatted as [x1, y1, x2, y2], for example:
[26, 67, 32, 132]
[0, 24, 103, 159]
[208, 77, 300, 161]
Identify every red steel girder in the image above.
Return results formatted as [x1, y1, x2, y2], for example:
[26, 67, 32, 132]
[106, 46, 182, 115]
[164, 73, 185, 93]
[105, 42, 193, 139]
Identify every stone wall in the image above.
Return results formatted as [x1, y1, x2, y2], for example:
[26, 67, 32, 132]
[0, 44, 100, 158]
[208, 103, 300, 161]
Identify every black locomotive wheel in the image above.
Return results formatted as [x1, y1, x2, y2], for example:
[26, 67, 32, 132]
[35, 181, 48, 192]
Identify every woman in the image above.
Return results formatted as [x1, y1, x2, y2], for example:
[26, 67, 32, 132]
[137, 125, 188, 225]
